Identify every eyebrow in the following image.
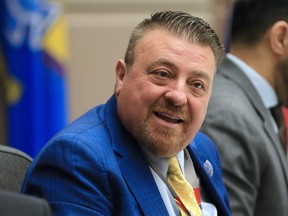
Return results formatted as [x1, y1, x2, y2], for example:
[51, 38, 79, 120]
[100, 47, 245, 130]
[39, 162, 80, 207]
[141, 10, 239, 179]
[147, 58, 178, 72]
[147, 58, 212, 82]
[190, 71, 212, 83]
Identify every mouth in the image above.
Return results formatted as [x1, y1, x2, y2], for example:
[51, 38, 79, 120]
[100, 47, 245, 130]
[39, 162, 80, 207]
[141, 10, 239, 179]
[154, 112, 183, 124]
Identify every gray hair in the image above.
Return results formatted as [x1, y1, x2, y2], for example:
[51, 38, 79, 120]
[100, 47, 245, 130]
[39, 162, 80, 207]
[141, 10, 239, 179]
[124, 11, 224, 69]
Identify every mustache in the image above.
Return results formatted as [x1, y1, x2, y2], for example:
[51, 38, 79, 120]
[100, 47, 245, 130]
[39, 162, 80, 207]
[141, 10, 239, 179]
[151, 101, 190, 121]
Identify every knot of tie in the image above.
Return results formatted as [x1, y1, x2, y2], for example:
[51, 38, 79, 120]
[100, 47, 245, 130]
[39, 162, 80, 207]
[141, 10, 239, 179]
[168, 156, 183, 175]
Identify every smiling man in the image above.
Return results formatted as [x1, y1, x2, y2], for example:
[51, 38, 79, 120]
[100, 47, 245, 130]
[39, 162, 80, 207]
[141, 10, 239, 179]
[22, 11, 230, 216]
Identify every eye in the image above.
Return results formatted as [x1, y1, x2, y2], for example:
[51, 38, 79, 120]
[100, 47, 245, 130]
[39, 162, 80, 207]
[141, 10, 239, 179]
[188, 80, 207, 97]
[193, 81, 204, 89]
[148, 69, 173, 86]
[155, 70, 170, 78]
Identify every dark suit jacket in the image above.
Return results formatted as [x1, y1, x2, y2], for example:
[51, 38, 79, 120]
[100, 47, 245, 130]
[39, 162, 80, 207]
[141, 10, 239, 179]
[201, 56, 288, 216]
[22, 95, 230, 216]
[0, 190, 51, 216]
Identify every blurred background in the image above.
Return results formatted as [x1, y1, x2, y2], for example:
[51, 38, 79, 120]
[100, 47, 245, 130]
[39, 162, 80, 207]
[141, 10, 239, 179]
[0, 0, 233, 157]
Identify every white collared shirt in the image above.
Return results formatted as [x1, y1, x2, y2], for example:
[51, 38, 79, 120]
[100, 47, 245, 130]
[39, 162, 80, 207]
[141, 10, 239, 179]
[143, 149, 217, 216]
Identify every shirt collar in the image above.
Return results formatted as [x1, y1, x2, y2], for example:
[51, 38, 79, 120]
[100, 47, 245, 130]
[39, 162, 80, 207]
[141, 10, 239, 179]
[226, 53, 278, 109]
[142, 148, 185, 178]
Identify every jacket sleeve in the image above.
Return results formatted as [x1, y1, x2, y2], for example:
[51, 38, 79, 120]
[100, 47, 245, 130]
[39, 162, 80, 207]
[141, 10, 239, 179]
[21, 136, 112, 216]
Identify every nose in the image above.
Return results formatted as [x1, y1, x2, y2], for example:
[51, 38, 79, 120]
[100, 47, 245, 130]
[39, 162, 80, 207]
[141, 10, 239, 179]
[164, 85, 187, 106]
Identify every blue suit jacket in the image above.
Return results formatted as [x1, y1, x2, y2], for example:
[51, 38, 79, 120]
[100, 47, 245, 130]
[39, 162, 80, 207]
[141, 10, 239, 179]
[22, 95, 230, 216]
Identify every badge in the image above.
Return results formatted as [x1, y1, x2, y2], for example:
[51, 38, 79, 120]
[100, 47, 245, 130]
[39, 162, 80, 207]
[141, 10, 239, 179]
[203, 160, 213, 177]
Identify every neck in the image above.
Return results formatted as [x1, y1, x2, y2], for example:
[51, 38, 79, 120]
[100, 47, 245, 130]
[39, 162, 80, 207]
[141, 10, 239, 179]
[230, 42, 277, 88]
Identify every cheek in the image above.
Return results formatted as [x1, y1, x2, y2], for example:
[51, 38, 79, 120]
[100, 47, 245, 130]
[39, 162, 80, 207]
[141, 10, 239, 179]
[117, 85, 148, 122]
[188, 97, 209, 128]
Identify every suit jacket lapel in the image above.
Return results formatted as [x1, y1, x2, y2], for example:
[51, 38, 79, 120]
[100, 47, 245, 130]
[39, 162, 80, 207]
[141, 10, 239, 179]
[220, 57, 288, 182]
[117, 151, 168, 216]
[105, 95, 168, 216]
[220, 57, 269, 124]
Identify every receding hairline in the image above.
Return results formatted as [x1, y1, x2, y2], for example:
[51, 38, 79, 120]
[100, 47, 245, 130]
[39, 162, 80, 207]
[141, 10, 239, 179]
[124, 11, 224, 70]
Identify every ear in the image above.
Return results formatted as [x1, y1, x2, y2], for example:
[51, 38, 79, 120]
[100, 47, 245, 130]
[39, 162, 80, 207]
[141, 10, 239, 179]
[115, 59, 127, 97]
[270, 21, 288, 56]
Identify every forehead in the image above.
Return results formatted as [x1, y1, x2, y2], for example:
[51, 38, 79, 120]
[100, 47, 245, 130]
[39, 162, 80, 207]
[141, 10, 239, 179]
[133, 29, 216, 72]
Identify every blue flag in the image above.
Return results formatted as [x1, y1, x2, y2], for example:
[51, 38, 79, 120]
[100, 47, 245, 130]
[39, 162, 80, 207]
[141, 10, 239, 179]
[0, 0, 69, 157]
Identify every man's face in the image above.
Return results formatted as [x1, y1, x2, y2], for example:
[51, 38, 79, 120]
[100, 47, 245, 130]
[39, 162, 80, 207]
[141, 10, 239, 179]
[115, 29, 216, 158]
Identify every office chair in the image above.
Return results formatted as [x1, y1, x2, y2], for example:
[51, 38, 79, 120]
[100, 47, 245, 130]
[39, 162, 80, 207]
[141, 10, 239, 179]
[0, 145, 32, 192]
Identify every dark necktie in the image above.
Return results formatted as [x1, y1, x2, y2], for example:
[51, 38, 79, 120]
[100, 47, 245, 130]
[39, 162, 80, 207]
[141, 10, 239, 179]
[270, 105, 287, 153]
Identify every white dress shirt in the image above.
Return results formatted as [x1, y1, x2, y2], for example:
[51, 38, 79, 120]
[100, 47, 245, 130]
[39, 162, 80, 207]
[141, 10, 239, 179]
[143, 148, 217, 216]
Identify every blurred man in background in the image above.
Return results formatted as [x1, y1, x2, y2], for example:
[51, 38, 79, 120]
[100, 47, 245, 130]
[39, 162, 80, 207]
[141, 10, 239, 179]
[201, 0, 288, 215]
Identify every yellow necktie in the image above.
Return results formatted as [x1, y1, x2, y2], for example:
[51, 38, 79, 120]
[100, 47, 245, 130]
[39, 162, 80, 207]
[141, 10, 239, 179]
[167, 156, 202, 216]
